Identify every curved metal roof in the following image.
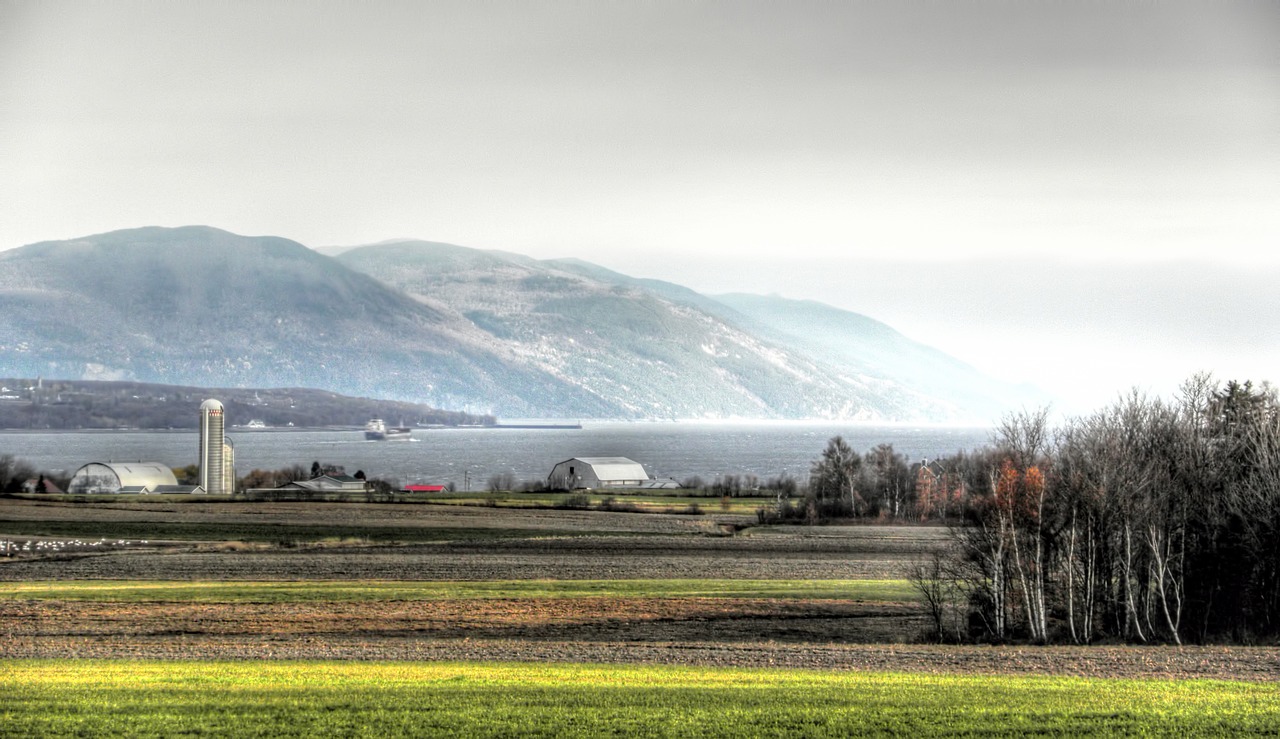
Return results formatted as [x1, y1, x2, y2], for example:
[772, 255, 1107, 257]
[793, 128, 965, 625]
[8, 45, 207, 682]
[69, 461, 179, 493]
[555, 457, 650, 482]
[200, 398, 224, 411]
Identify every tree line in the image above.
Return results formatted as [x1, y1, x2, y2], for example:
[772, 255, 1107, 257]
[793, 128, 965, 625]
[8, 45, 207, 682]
[792, 375, 1280, 644]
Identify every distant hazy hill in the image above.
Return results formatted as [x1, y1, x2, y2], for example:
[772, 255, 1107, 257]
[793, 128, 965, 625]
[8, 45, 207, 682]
[0, 226, 1040, 421]
[0, 226, 609, 416]
[334, 241, 887, 419]
[711, 293, 1047, 423]
[336, 240, 1033, 422]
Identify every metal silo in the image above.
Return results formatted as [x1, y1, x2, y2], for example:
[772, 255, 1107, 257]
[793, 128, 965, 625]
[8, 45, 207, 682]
[199, 398, 226, 494]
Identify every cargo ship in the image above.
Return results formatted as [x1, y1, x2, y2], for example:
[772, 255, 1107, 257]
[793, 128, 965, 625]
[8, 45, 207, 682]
[364, 419, 412, 441]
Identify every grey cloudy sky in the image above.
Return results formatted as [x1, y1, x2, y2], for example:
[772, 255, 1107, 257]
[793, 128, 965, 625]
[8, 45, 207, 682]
[2, 1, 1277, 414]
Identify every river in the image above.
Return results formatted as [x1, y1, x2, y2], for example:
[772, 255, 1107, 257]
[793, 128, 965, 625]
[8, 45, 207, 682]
[2, 422, 991, 489]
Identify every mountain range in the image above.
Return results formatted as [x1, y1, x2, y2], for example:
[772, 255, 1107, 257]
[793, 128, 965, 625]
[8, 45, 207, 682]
[0, 226, 1045, 422]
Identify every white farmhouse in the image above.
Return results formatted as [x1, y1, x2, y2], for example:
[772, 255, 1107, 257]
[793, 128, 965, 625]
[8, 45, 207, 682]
[548, 457, 651, 490]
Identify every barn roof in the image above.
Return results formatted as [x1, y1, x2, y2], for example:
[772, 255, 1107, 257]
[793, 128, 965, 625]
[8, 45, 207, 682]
[23, 477, 64, 493]
[152, 484, 205, 494]
[561, 457, 650, 482]
[73, 462, 178, 491]
[283, 475, 366, 492]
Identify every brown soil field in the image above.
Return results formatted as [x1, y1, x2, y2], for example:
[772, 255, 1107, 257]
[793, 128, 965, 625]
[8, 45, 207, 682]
[0, 535, 929, 581]
[5, 498, 1278, 682]
[0, 498, 947, 581]
[0, 497, 746, 533]
[4, 598, 1277, 681]
[2, 598, 922, 644]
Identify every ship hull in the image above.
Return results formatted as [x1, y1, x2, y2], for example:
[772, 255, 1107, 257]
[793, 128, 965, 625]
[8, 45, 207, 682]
[365, 429, 412, 441]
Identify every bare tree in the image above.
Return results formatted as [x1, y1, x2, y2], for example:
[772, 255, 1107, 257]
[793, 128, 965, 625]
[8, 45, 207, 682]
[907, 549, 965, 643]
[810, 436, 861, 518]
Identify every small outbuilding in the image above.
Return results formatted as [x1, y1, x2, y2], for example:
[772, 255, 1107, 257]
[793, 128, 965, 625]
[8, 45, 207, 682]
[151, 484, 206, 495]
[279, 474, 368, 493]
[67, 462, 179, 494]
[547, 457, 651, 490]
[22, 477, 64, 494]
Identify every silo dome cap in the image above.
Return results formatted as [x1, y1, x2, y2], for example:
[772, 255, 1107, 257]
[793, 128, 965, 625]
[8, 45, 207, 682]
[200, 399, 224, 411]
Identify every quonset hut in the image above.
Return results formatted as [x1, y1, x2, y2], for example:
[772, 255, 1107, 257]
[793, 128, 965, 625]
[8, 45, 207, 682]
[67, 462, 179, 494]
[547, 457, 651, 490]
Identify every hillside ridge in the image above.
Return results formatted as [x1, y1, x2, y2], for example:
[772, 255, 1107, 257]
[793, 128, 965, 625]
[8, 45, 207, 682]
[0, 226, 1043, 422]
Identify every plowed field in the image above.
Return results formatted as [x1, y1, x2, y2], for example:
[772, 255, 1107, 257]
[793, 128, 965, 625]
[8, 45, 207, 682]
[4, 497, 1278, 682]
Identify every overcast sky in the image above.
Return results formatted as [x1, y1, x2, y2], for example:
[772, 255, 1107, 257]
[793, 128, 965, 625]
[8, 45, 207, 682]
[2, 1, 1277, 415]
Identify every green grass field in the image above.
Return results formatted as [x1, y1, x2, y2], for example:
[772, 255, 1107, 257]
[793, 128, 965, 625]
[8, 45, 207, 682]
[3, 661, 1276, 738]
[0, 578, 916, 603]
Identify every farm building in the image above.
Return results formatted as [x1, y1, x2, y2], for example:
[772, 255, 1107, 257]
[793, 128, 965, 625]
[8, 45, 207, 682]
[151, 484, 205, 494]
[66, 462, 179, 494]
[21, 477, 63, 494]
[548, 457, 651, 490]
[278, 474, 368, 493]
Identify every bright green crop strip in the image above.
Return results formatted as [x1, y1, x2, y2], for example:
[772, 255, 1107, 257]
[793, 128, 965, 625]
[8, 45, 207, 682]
[2, 661, 1277, 738]
[0, 578, 915, 602]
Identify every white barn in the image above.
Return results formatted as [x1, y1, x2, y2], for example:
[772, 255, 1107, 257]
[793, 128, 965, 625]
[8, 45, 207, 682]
[67, 462, 179, 494]
[548, 457, 651, 490]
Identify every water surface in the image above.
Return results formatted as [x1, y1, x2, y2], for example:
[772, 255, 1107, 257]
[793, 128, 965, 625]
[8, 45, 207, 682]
[2, 422, 990, 489]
